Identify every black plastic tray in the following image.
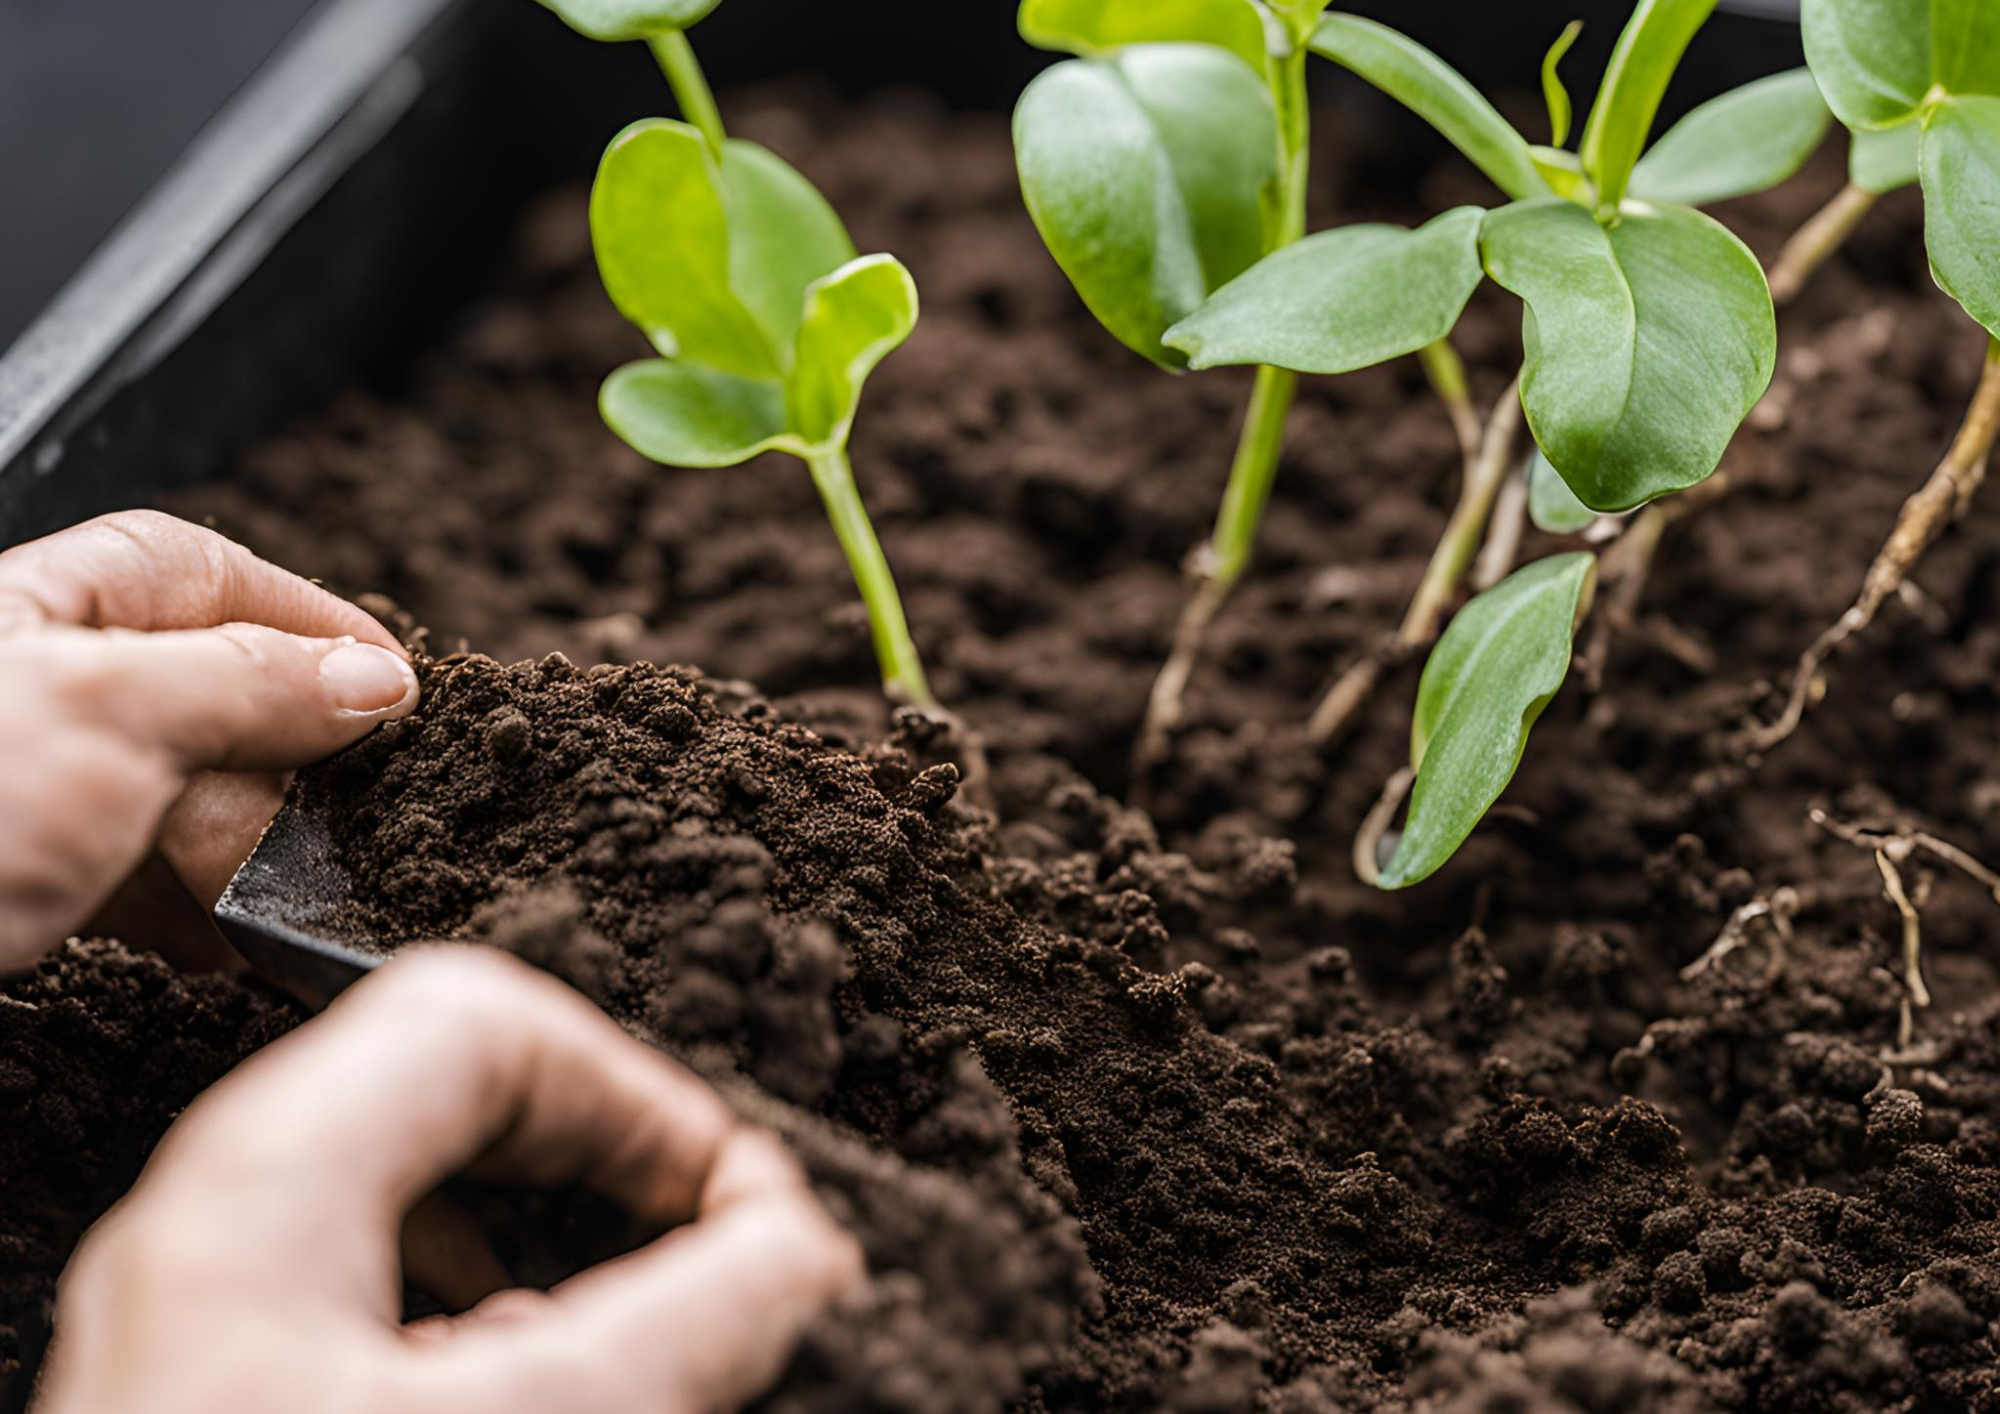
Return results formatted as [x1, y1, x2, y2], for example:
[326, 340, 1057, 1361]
[0, 0, 1805, 549]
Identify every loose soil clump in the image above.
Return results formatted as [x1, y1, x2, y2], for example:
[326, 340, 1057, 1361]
[8, 88, 2000, 1412]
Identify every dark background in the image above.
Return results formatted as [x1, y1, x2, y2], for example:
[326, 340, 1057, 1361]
[0, 0, 321, 349]
[1, 0, 1803, 358]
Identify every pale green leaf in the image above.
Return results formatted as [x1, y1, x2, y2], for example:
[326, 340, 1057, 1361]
[1163, 207, 1485, 373]
[1482, 198, 1775, 512]
[1851, 119, 1922, 193]
[1542, 20, 1584, 147]
[591, 121, 854, 380]
[601, 360, 794, 467]
[1802, 0, 1931, 130]
[1920, 95, 2000, 338]
[1311, 15, 1551, 202]
[1017, 0, 1266, 71]
[1379, 552, 1597, 889]
[1014, 46, 1278, 368]
[1530, 144, 1596, 203]
[1527, 444, 1597, 532]
[535, 0, 721, 40]
[787, 256, 920, 449]
[1630, 70, 1833, 206]
[718, 142, 857, 361]
[1579, 0, 1722, 212]
[592, 120, 776, 377]
[1935, 0, 2000, 98]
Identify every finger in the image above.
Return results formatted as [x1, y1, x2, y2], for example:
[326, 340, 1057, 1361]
[0, 509, 403, 653]
[42, 623, 418, 774]
[403, 1130, 863, 1414]
[129, 949, 737, 1317]
[156, 769, 290, 909]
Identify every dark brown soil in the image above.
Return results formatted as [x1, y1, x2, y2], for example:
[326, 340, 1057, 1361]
[0, 943, 302, 1392]
[9, 85, 2000, 1413]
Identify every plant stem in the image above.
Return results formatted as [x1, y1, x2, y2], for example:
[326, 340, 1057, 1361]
[1767, 183, 1877, 307]
[805, 445, 934, 710]
[1205, 364, 1302, 590]
[1306, 377, 1524, 747]
[1133, 44, 1310, 781]
[649, 31, 727, 157]
[1419, 339, 1482, 472]
[1744, 335, 2000, 754]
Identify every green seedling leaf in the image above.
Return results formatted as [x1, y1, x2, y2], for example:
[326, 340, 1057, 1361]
[1851, 119, 1923, 193]
[1163, 207, 1485, 373]
[1920, 95, 2000, 338]
[1542, 20, 1584, 147]
[1311, 15, 1552, 202]
[1579, 0, 1722, 212]
[1379, 552, 1597, 889]
[1482, 198, 1775, 512]
[1801, 0, 1930, 130]
[1017, 0, 1266, 70]
[720, 142, 860, 361]
[535, 0, 722, 40]
[601, 362, 792, 466]
[1629, 70, 1833, 206]
[601, 256, 920, 465]
[591, 120, 853, 379]
[1935, 0, 2000, 98]
[1527, 444, 1597, 532]
[1015, 45, 1278, 368]
[1530, 145, 1596, 203]
[788, 256, 920, 448]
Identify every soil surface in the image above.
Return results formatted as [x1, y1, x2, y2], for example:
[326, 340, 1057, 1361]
[10, 86, 2000, 1413]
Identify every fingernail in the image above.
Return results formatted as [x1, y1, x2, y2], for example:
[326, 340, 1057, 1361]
[320, 643, 419, 716]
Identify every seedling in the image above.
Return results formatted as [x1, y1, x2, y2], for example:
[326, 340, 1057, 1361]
[536, 0, 947, 722]
[1099, 1, 1818, 885]
[1745, 0, 2000, 751]
[1014, 0, 1489, 779]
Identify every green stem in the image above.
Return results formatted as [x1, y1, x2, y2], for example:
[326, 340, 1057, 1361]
[649, 31, 727, 157]
[1203, 43, 1312, 589]
[805, 445, 934, 709]
[1133, 34, 1312, 778]
[1204, 365, 1301, 588]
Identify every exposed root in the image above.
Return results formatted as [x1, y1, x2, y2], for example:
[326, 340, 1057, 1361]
[1809, 807, 2000, 904]
[1739, 338, 2000, 757]
[1308, 379, 1525, 748]
[1874, 851, 1932, 1030]
[1351, 766, 1415, 887]
[1132, 571, 1231, 789]
[1805, 805, 2000, 1048]
[1471, 466, 1528, 593]
[1580, 474, 1733, 692]
[1680, 887, 1799, 983]
[1767, 183, 1879, 308]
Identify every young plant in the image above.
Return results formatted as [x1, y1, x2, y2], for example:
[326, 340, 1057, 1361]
[530, 0, 948, 725]
[1746, 0, 2000, 751]
[1013, 0, 1487, 778]
[1258, 1, 1825, 885]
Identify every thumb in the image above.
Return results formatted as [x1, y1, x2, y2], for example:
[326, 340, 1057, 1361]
[60, 624, 420, 773]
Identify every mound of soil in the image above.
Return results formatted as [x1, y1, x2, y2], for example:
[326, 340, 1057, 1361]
[8, 82, 2000, 1413]
[0, 944, 302, 1392]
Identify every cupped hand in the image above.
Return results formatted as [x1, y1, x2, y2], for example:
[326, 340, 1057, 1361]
[0, 511, 420, 971]
[36, 947, 863, 1414]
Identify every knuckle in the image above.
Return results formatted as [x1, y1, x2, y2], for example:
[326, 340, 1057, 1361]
[366, 945, 555, 1028]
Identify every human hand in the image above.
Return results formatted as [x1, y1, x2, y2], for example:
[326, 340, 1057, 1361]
[0, 511, 420, 971]
[36, 947, 863, 1414]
